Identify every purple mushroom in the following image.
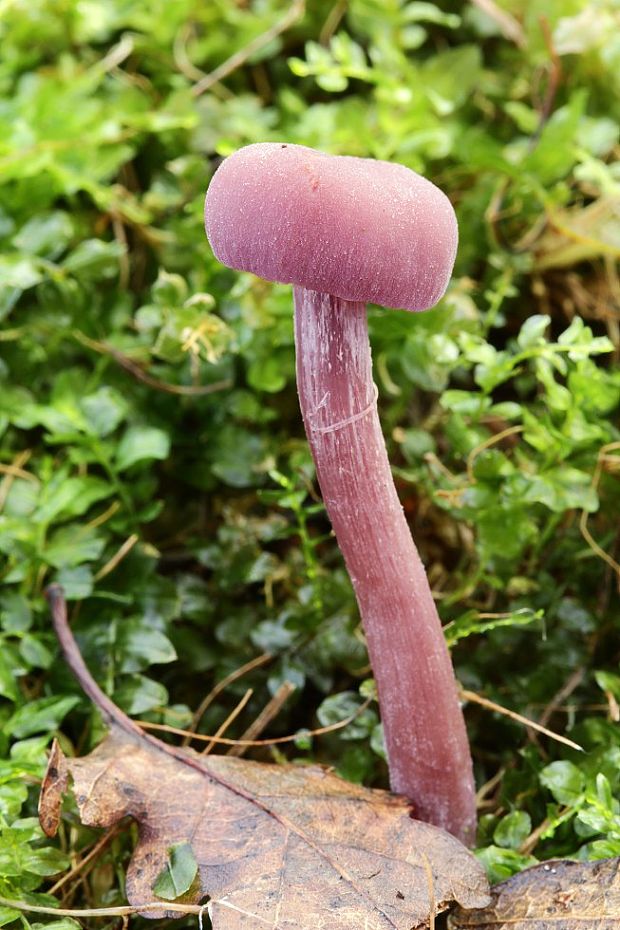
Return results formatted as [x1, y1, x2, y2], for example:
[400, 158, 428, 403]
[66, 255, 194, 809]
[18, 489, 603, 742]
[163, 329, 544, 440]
[205, 143, 476, 846]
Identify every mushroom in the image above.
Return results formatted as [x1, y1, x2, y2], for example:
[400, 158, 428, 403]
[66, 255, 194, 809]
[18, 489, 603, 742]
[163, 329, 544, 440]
[204, 143, 476, 846]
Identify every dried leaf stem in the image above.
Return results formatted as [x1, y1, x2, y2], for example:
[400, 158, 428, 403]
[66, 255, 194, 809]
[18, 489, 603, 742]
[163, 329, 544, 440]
[227, 680, 296, 758]
[461, 687, 583, 752]
[184, 652, 273, 743]
[191, 0, 305, 97]
[73, 330, 231, 397]
[0, 895, 205, 919]
[201, 687, 253, 755]
[139, 695, 373, 748]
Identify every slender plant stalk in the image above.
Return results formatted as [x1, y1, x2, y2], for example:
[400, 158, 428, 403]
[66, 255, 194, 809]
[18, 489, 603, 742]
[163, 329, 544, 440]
[294, 286, 476, 846]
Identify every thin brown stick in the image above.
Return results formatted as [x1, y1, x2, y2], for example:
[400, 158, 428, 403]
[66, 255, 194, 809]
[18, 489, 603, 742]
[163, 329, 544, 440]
[460, 688, 583, 752]
[469, 0, 526, 48]
[86, 500, 121, 529]
[535, 16, 562, 139]
[73, 330, 231, 397]
[184, 653, 272, 744]
[475, 768, 504, 806]
[0, 896, 203, 918]
[201, 688, 253, 756]
[111, 213, 130, 290]
[173, 23, 208, 82]
[139, 696, 373, 748]
[227, 680, 296, 758]
[319, 0, 348, 44]
[0, 895, 270, 925]
[519, 807, 569, 856]
[466, 425, 524, 484]
[94, 534, 139, 581]
[192, 0, 305, 97]
[0, 450, 33, 513]
[47, 825, 122, 895]
[538, 667, 585, 729]
[96, 33, 135, 74]
[0, 462, 38, 481]
[580, 442, 620, 588]
[0, 326, 25, 341]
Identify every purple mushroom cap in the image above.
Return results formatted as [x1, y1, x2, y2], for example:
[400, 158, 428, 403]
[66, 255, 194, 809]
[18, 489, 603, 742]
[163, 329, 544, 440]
[204, 143, 458, 312]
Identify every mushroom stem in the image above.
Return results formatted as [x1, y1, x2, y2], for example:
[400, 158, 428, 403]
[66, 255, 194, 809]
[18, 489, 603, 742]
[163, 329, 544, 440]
[294, 286, 476, 847]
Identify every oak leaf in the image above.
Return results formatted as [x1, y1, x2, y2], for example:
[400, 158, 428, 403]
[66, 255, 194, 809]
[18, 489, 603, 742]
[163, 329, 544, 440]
[39, 586, 490, 930]
[449, 857, 620, 930]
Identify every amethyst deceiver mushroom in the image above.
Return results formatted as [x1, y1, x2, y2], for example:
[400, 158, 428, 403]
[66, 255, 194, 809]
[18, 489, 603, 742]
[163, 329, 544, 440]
[204, 143, 476, 846]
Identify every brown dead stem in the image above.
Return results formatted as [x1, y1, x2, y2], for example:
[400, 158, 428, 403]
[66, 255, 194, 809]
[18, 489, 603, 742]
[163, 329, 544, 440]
[201, 688, 254, 756]
[184, 652, 273, 745]
[139, 695, 374, 749]
[580, 441, 620, 591]
[191, 0, 305, 97]
[228, 680, 296, 758]
[460, 688, 583, 752]
[73, 330, 231, 397]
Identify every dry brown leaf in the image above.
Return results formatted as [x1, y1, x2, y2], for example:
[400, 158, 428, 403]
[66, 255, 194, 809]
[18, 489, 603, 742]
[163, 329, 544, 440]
[39, 585, 490, 930]
[449, 858, 620, 929]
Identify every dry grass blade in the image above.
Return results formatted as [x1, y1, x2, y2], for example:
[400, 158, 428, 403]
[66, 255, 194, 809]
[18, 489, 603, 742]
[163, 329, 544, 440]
[0, 450, 33, 513]
[47, 825, 122, 895]
[227, 680, 296, 758]
[0, 895, 207, 918]
[73, 330, 231, 397]
[139, 695, 374, 748]
[460, 688, 583, 752]
[538, 667, 585, 730]
[94, 534, 139, 581]
[466, 425, 524, 484]
[580, 441, 620, 589]
[192, 0, 305, 97]
[184, 653, 272, 744]
[201, 688, 254, 756]
[469, 0, 526, 48]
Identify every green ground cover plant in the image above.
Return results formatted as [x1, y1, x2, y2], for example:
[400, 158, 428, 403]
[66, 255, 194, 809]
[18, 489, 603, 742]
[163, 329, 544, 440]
[0, 0, 619, 924]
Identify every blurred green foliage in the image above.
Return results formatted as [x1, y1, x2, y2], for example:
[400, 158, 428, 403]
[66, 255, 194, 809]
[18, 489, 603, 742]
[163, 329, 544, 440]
[0, 0, 619, 920]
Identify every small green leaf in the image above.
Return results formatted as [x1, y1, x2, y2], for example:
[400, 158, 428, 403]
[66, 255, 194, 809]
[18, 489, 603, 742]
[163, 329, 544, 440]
[316, 692, 377, 740]
[445, 608, 543, 646]
[116, 617, 177, 673]
[114, 675, 169, 715]
[12, 211, 74, 258]
[19, 634, 54, 670]
[247, 355, 286, 393]
[116, 425, 170, 470]
[517, 315, 550, 349]
[475, 846, 538, 884]
[35, 476, 112, 524]
[22, 844, 70, 876]
[540, 760, 585, 805]
[81, 386, 129, 437]
[62, 238, 124, 280]
[0, 591, 32, 633]
[0, 648, 20, 701]
[152, 842, 198, 900]
[594, 671, 620, 704]
[6, 696, 80, 739]
[45, 524, 106, 569]
[0, 908, 21, 927]
[55, 565, 94, 600]
[493, 811, 532, 850]
[0, 255, 43, 289]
